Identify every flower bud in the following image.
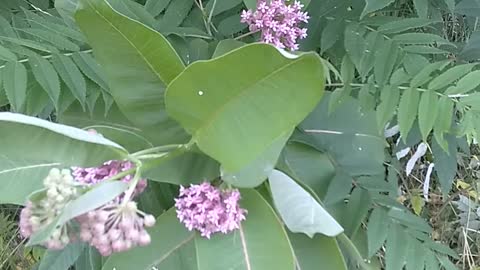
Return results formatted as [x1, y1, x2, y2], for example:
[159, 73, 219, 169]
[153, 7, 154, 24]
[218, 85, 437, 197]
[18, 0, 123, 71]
[143, 215, 156, 227]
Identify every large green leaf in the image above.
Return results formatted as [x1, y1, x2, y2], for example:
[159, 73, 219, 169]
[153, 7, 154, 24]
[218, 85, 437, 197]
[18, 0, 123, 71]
[104, 189, 294, 270]
[166, 43, 324, 171]
[102, 209, 197, 270]
[221, 130, 291, 188]
[0, 157, 57, 205]
[0, 112, 127, 205]
[0, 112, 126, 165]
[288, 232, 347, 270]
[39, 242, 87, 270]
[75, 0, 188, 144]
[269, 169, 343, 237]
[298, 94, 385, 177]
[194, 189, 295, 270]
[280, 142, 336, 200]
[59, 100, 220, 185]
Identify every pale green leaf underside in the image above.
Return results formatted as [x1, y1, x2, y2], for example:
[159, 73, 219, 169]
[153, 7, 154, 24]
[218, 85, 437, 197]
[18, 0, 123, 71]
[269, 169, 344, 237]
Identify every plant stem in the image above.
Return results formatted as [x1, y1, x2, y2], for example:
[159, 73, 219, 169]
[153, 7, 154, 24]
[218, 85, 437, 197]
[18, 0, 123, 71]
[234, 30, 259, 40]
[325, 82, 464, 101]
[131, 144, 183, 157]
[104, 142, 194, 185]
[0, 48, 93, 70]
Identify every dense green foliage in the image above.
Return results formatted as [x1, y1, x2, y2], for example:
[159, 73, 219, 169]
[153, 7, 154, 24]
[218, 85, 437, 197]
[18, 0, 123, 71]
[1, 0, 480, 269]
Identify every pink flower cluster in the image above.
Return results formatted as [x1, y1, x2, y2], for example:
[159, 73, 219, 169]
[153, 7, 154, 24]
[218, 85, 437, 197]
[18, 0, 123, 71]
[72, 160, 147, 196]
[175, 182, 247, 239]
[77, 200, 155, 256]
[240, 0, 309, 51]
[19, 159, 154, 256]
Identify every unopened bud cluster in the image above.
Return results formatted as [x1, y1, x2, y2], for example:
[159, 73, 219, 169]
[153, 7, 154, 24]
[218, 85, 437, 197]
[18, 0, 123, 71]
[77, 200, 155, 256]
[19, 169, 79, 249]
[175, 182, 247, 239]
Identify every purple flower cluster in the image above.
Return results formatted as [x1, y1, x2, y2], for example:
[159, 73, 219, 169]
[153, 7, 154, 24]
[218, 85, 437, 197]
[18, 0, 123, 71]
[77, 200, 155, 256]
[240, 0, 309, 51]
[175, 182, 247, 239]
[72, 160, 147, 196]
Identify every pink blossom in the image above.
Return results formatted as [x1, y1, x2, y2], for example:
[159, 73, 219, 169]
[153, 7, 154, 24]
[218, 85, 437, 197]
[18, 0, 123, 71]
[72, 160, 147, 196]
[240, 0, 309, 51]
[175, 182, 247, 239]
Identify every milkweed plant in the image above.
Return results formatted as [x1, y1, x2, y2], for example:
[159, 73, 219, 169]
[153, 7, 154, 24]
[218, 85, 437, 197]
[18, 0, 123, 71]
[1, 0, 477, 269]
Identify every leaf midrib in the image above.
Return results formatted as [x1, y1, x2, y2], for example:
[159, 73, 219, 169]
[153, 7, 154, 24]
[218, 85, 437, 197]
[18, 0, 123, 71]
[190, 52, 315, 143]
[81, 0, 180, 85]
[147, 233, 195, 269]
[238, 223, 252, 270]
[0, 163, 60, 175]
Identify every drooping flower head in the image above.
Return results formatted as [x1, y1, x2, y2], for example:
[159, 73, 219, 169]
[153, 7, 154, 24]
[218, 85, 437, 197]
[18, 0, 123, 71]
[19, 168, 79, 249]
[240, 0, 309, 51]
[175, 182, 247, 238]
[77, 199, 155, 256]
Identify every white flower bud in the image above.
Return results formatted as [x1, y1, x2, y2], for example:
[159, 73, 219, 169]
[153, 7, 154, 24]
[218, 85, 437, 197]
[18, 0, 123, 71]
[143, 215, 156, 227]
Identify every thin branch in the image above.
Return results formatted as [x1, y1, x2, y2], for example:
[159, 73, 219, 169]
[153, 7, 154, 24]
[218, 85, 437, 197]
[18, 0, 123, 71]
[325, 82, 463, 101]
[0, 48, 93, 70]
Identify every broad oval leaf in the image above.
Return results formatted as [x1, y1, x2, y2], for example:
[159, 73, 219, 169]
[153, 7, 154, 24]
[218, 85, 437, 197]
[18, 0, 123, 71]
[195, 189, 296, 270]
[0, 112, 127, 205]
[39, 242, 87, 270]
[166, 43, 324, 171]
[0, 157, 58, 205]
[104, 189, 295, 270]
[144, 151, 220, 185]
[288, 231, 347, 270]
[0, 112, 126, 166]
[221, 129, 292, 188]
[75, 0, 188, 144]
[102, 209, 197, 270]
[269, 169, 343, 237]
